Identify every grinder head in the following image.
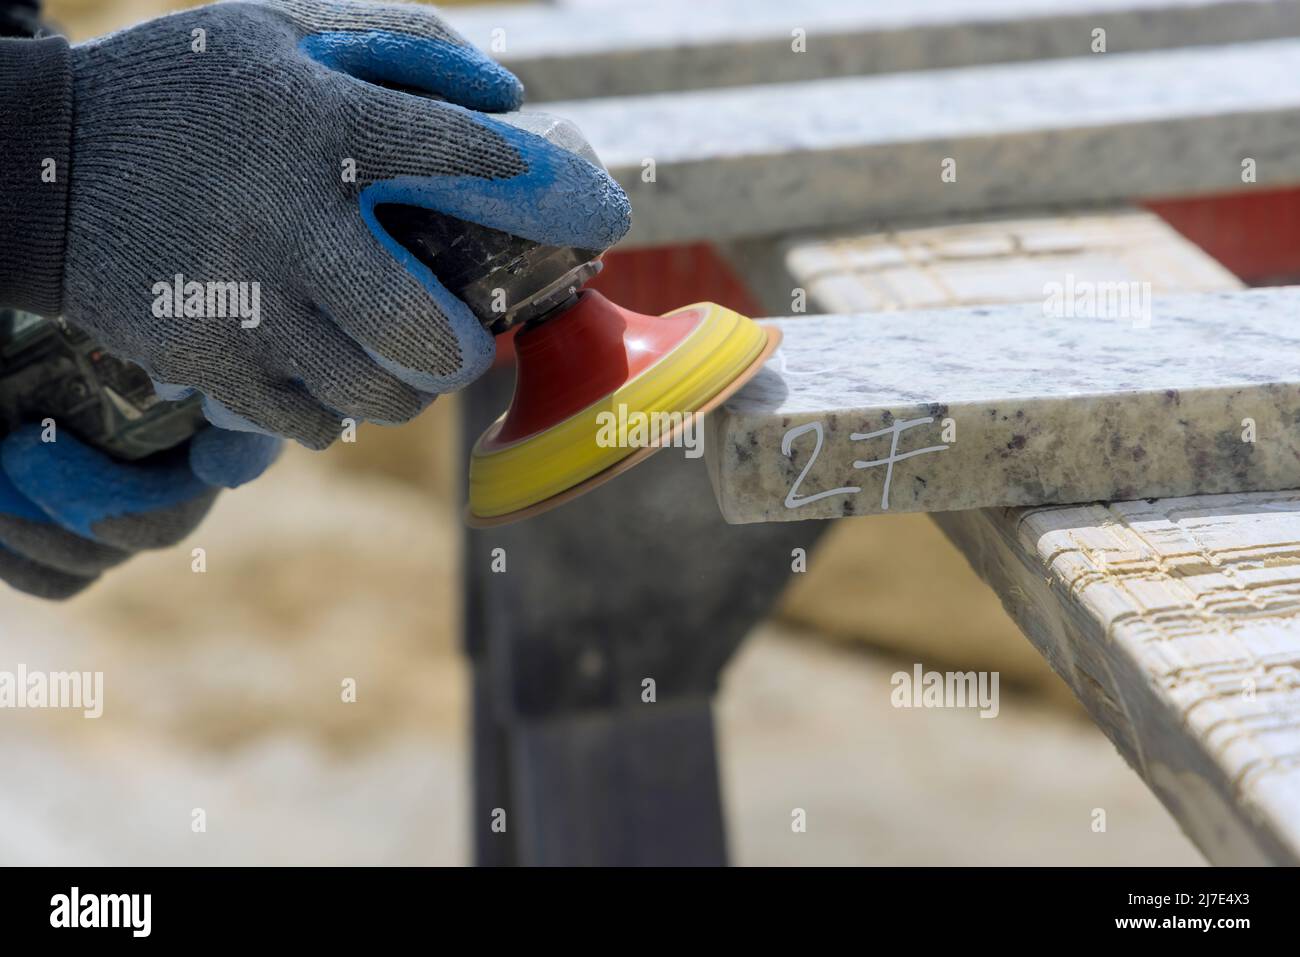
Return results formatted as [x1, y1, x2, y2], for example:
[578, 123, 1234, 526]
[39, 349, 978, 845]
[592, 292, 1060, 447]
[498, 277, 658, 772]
[465, 289, 779, 525]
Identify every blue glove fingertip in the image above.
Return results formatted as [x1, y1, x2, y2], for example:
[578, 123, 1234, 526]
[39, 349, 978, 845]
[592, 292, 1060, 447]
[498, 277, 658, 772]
[188, 428, 283, 489]
[359, 115, 633, 254]
[300, 31, 524, 112]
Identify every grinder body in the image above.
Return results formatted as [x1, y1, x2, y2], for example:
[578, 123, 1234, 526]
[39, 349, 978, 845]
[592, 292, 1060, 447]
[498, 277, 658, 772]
[0, 309, 205, 459]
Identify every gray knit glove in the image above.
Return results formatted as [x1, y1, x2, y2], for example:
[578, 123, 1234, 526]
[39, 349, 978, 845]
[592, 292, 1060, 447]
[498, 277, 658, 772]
[63, 0, 630, 448]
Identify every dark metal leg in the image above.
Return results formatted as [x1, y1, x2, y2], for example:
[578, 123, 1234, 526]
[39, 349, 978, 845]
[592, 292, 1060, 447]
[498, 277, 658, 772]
[511, 699, 726, 866]
[468, 665, 519, 866]
[461, 367, 826, 865]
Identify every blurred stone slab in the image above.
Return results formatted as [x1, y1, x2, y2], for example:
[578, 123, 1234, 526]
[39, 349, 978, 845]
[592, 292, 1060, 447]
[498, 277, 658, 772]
[452, 0, 1300, 101]
[706, 286, 1300, 523]
[934, 493, 1300, 864]
[552, 39, 1300, 246]
[727, 209, 1241, 317]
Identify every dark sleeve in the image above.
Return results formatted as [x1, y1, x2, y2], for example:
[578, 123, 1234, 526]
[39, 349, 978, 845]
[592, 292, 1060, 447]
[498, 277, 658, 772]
[0, 1, 41, 40]
[0, 34, 72, 316]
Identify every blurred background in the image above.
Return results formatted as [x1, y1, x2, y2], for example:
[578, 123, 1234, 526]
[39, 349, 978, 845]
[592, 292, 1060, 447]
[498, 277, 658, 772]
[0, 0, 1206, 865]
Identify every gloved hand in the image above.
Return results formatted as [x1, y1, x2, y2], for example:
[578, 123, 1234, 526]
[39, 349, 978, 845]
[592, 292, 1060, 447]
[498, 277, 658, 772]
[0, 425, 281, 599]
[62, 0, 630, 448]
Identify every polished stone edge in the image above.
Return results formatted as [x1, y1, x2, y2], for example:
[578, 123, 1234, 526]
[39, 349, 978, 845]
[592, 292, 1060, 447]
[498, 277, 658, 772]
[705, 287, 1300, 523]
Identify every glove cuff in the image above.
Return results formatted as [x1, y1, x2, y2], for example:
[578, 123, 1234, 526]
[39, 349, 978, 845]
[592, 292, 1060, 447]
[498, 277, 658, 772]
[0, 35, 72, 316]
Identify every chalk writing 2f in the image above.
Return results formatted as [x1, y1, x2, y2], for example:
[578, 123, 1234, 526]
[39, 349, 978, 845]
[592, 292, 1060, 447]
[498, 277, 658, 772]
[781, 417, 950, 511]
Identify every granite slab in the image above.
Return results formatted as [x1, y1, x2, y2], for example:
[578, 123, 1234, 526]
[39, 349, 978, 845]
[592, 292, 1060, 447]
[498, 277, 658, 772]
[935, 492, 1300, 864]
[704, 286, 1300, 523]
[450, 0, 1300, 101]
[547, 39, 1300, 246]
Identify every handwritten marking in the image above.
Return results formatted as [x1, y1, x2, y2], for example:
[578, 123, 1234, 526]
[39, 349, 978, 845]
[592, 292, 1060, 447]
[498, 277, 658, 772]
[851, 417, 950, 510]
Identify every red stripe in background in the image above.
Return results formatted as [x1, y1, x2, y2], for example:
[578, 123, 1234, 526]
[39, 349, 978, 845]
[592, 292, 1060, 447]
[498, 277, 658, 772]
[587, 243, 764, 318]
[591, 195, 1300, 308]
[1145, 186, 1300, 286]
[581, 193, 1300, 311]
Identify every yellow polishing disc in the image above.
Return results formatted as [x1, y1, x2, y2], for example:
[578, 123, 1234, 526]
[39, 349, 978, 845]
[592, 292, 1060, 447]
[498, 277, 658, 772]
[468, 301, 771, 523]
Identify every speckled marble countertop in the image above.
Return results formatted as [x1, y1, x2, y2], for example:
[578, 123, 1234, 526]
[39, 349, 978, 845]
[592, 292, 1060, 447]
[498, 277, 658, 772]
[552, 39, 1300, 246]
[706, 287, 1300, 523]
